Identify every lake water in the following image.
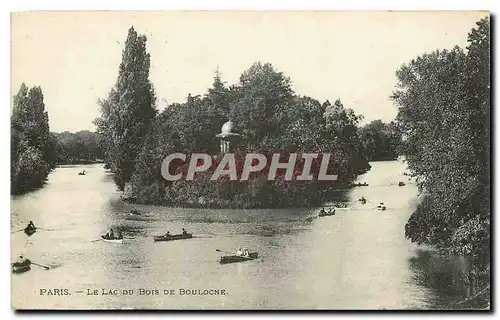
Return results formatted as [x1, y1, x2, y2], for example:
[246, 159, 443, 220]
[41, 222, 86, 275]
[11, 161, 472, 310]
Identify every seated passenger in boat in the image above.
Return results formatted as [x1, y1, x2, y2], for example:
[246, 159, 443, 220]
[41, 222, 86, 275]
[236, 248, 243, 256]
[103, 232, 109, 239]
[165, 231, 171, 238]
[319, 208, 326, 215]
[16, 255, 26, 264]
[243, 248, 250, 257]
[117, 230, 123, 239]
[182, 228, 187, 236]
[109, 229, 115, 239]
[27, 221, 36, 230]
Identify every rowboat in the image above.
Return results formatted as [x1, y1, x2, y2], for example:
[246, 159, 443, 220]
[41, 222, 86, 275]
[154, 233, 193, 242]
[12, 260, 31, 273]
[351, 182, 369, 187]
[220, 252, 258, 264]
[101, 235, 123, 244]
[319, 209, 335, 217]
[24, 227, 36, 236]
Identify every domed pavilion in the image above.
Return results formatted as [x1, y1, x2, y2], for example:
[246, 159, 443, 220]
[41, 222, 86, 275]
[216, 120, 241, 153]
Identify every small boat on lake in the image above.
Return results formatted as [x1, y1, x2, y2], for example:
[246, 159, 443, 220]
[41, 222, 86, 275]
[24, 227, 36, 236]
[101, 236, 123, 244]
[220, 252, 258, 264]
[12, 259, 31, 273]
[154, 233, 193, 242]
[351, 182, 369, 187]
[101, 227, 123, 243]
[318, 208, 335, 217]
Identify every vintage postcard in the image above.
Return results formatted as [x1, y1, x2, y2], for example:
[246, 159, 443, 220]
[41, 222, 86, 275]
[10, 11, 490, 310]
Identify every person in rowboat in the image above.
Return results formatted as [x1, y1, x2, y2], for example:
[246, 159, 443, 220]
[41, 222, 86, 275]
[166, 231, 171, 238]
[109, 228, 115, 239]
[182, 228, 187, 236]
[117, 230, 123, 240]
[243, 248, 250, 257]
[320, 208, 326, 215]
[16, 255, 26, 264]
[236, 248, 243, 256]
[26, 221, 36, 231]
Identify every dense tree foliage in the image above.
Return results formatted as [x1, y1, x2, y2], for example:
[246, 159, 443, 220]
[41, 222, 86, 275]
[392, 18, 490, 301]
[359, 120, 401, 161]
[53, 131, 103, 164]
[94, 26, 157, 190]
[11, 83, 55, 194]
[125, 61, 370, 207]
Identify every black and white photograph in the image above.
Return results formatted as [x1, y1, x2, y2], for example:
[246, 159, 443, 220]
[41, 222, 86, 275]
[10, 10, 490, 310]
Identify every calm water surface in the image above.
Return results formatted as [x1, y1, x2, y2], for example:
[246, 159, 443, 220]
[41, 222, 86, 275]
[11, 161, 471, 309]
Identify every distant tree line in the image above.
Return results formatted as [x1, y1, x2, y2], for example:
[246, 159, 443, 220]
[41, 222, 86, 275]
[392, 18, 490, 308]
[95, 26, 373, 208]
[359, 120, 401, 161]
[52, 131, 103, 165]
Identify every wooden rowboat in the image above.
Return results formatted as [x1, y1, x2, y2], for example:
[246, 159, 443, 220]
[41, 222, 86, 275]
[101, 235, 123, 244]
[220, 252, 258, 264]
[154, 233, 193, 242]
[24, 227, 36, 236]
[12, 260, 31, 273]
[318, 209, 335, 217]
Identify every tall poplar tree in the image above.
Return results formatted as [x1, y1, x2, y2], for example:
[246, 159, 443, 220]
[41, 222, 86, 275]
[95, 26, 157, 190]
[11, 83, 54, 194]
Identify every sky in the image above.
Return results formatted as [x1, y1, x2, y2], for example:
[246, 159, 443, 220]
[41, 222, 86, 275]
[11, 11, 488, 133]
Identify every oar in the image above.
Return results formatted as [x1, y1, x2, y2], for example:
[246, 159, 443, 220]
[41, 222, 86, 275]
[10, 228, 25, 234]
[31, 262, 50, 270]
[90, 238, 103, 242]
[215, 249, 233, 254]
[37, 227, 59, 231]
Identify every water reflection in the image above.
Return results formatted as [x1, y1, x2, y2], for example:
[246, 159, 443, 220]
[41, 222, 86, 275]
[407, 249, 471, 309]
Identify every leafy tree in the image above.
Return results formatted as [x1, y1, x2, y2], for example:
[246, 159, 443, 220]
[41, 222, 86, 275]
[392, 18, 490, 270]
[229, 62, 293, 149]
[95, 26, 157, 190]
